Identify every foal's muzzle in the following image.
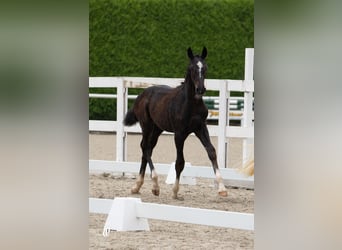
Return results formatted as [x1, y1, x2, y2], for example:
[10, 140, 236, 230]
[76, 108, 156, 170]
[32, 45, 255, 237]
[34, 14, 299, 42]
[195, 87, 206, 96]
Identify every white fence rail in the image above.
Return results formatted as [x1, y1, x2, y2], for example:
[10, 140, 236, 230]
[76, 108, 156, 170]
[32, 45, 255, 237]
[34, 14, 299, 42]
[89, 160, 254, 189]
[89, 94, 247, 121]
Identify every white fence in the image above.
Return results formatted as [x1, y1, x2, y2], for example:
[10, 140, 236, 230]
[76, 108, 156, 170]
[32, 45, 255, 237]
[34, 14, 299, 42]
[89, 48, 254, 169]
[89, 160, 254, 189]
[89, 94, 245, 121]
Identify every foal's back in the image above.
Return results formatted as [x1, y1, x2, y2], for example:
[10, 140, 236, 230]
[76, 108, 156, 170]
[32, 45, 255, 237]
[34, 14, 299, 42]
[133, 85, 185, 132]
[133, 84, 207, 133]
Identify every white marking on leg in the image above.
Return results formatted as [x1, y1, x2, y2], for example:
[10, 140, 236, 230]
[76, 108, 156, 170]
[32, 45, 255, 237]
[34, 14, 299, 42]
[136, 175, 144, 188]
[151, 169, 160, 196]
[215, 169, 228, 196]
[172, 179, 180, 199]
[131, 174, 144, 194]
[151, 169, 157, 178]
[218, 182, 226, 193]
[215, 170, 222, 180]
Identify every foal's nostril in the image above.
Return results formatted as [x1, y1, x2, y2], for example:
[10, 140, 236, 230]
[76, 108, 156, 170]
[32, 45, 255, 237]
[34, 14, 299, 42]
[196, 87, 206, 95]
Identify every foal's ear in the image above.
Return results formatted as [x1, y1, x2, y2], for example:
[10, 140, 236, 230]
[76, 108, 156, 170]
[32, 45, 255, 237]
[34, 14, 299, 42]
[201, 47, 207, 59]
[187, 47, 194, 60]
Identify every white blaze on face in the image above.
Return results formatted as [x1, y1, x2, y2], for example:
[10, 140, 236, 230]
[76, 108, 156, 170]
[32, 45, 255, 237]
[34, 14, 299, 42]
[197, 61, 203, 78]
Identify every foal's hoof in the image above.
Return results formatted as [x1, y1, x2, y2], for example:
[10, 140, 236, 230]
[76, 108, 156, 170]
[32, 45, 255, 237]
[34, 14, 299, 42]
[152, 189, 160, 196]
[172, 194, 184, 200]
[131, 187, 140, 194]
[218, 190, 228, 197]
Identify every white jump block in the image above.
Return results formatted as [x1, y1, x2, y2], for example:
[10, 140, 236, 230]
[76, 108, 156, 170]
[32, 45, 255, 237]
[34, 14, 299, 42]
[103, 197, 149, 236]
[165, 162, 196, 185]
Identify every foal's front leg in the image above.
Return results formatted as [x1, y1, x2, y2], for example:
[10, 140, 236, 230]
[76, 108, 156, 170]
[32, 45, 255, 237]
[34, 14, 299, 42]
[195, 125, 228, 197]
[173, 133, 187, 200]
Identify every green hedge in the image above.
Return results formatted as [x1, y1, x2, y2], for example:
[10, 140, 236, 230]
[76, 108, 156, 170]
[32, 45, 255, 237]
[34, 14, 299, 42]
[89, 0, 254, 120]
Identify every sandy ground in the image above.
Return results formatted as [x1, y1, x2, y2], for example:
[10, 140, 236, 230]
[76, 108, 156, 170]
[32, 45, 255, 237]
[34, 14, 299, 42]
[89, 133, 254, 249]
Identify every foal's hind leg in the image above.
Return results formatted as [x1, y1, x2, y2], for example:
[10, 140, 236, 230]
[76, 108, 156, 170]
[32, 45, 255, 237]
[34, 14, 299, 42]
[131, 125, 162, 195]
[195, 124, 228, 197]
[131, 138, 147, 194]
[131, 127, 152, 194]
[146, 126, 162, 196]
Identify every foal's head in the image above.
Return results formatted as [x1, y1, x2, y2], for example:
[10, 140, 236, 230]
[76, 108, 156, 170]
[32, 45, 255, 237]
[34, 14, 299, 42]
[187, 47, 208, 99]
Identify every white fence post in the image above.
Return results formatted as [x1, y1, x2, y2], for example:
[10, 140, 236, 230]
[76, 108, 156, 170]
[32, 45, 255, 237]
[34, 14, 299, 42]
[218, 81, 228, 168]
[242, 48, 254, 164]
[124, 82, 128, 160]
[116, 79, 126, 162]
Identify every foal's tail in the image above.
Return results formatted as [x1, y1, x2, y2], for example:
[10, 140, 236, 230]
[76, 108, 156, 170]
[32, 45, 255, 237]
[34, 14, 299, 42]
[123, 109, 138, 126]
[239, 159, 254, 176]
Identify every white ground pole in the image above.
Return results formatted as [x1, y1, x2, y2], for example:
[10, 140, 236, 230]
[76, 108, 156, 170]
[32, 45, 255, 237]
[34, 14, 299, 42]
[242, 48, 254, 165]
[90, 197, 254, 235]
